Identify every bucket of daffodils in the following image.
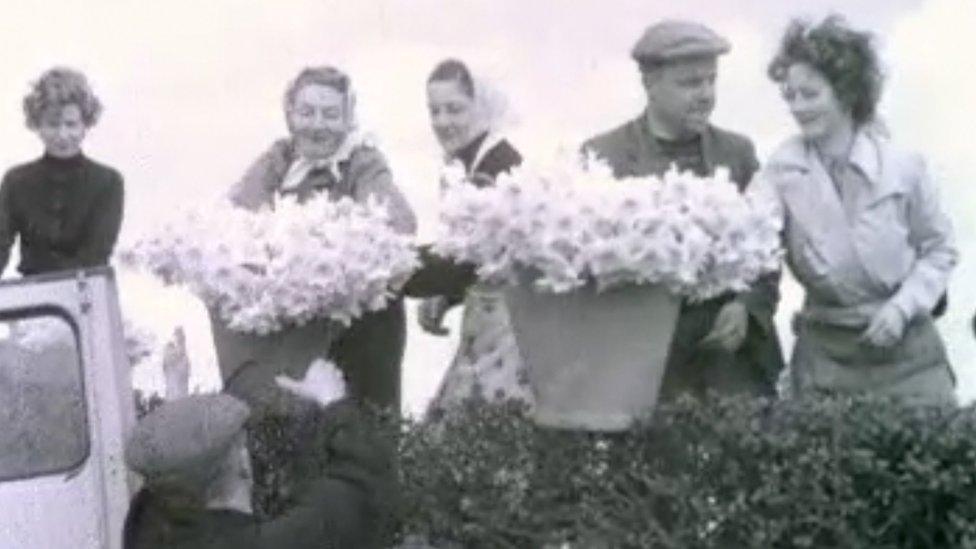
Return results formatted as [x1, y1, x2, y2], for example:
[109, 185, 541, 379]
[432, 157, 782, 431]
[121, 195, 419, 410]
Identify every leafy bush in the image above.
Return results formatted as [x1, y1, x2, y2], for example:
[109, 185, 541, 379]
[395, 396, 976, 549]
[137, 392, 976, 548]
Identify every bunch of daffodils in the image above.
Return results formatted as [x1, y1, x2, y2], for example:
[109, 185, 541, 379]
[121, 195, 419, 334]
[433, 156, 782, 300]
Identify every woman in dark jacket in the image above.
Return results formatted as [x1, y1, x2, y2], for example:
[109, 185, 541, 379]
[0, 67, 124, 276]
[226, 66, 417, 412]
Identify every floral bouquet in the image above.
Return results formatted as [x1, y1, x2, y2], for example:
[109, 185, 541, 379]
[432, 155, 782, 300]
[433, 155, 783, 430]
[120, 195, 419, 335]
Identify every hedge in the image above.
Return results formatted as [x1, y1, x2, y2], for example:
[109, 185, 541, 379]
[394, 396, 976, 549]
[139, 394, 976, 548]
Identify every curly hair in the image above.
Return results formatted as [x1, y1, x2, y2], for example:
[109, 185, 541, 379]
[283, 66, 352, 112]
[768, 15, 883, 126]
[23, 67, 103, 129]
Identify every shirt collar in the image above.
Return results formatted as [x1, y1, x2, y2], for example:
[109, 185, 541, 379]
[846, 130, 882, 184]
[451, 131, 489, 173]
[769, 129, 883, 186]
[280, 130, 369, 191]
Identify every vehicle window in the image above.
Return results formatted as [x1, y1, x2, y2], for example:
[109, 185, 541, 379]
[0, 312, 88, 481]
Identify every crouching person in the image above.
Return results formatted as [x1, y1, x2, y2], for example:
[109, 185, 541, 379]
[122, 359, 395, 549]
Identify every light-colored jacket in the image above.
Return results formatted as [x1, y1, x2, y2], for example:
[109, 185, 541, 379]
[751, 130, 957, 325]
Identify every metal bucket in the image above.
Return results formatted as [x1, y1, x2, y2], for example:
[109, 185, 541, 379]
[504, 282, 680, 431]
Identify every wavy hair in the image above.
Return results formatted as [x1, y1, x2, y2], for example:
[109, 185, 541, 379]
[23, 67, 103, 129]
[283, 66, 352, 111]
[768, 15, 884, 126]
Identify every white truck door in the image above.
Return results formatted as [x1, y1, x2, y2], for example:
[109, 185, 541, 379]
[0, 269, 135, 549]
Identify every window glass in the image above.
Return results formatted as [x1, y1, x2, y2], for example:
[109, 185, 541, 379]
[0, 312, 88, 480]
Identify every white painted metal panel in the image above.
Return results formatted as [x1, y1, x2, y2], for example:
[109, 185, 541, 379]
[0, 269, 135, 549]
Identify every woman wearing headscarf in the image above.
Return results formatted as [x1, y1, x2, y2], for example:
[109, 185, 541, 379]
[410, 59, 532, 415]
[228, 66, 417, 412]
[0, 67, 124, 277]
[752, 16, 957, 403]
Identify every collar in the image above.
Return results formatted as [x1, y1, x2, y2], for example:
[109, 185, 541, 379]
[643, 109, 702, 144]
[280, 130, 371, 191]
[768, 129, 883, 185]
[625, 112, 715, 174]
[847, 130, 882, 183]
[444, 131, 505, 177]
[452, 132, 489, 172]
[327, 129, 369, 169]
[41, 152, 86, 169]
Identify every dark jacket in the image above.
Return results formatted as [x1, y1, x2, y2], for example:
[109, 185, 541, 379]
[123, 399, 395, 549]
[582, 114, 785, 397]
[0, 154, 124, 275]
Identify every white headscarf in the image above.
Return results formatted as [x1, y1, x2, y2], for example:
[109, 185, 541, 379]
[471, 73, 518, 135]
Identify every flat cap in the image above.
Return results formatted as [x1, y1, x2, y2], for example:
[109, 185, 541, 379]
[125, 394, 251, 487]
[631, 20, 731, 64]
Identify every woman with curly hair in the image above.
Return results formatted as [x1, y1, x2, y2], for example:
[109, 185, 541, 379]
[0, 67, 124, 276]
[752, 16, 957, 402]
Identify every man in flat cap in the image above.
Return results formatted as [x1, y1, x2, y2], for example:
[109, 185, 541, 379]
[582, 20, 784, 400]
[123, 359, 395, 549]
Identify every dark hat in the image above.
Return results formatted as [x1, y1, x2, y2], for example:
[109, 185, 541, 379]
[631, 20, 731, 65]
[125, 394, 251, 487]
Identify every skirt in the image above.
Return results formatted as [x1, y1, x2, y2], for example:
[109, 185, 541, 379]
[428, 284, 532, 415]
[790, 313, 955, 405]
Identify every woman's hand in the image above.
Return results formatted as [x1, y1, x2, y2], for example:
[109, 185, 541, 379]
[418, 296, 451, 336]
[275, 358, 347, 408]
[700, 300, 749, 353]
[861, 303, 908, 348]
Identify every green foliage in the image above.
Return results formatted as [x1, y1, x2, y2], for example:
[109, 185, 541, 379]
[138, 392, 976, 548]
[395, 396, 976, 549]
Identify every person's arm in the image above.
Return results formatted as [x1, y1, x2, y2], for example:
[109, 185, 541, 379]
[0, 175, 17, 275]
[267, 364, 395, 549]
[886, 154, 957, 320]
[402, 245, 477, 299]
[228, 140, 290, 211]
[702, 147, 784, 352]
[350, 148, 417, 235]
[162, 328, 190, 399]
[735, 141, 783, 333]
[74, 171, 124, 267]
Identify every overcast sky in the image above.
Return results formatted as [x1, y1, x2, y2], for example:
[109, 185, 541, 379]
[1, 0, 974, 414]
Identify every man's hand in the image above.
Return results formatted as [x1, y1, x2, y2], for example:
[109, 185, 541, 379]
[275, 358, 347, 408]
[700, 300, 749, 353]
[861, 303, 908, 348]
[418, 296, 451, 336]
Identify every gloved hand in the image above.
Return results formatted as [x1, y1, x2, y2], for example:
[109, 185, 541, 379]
[275, 358, 347, 408]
